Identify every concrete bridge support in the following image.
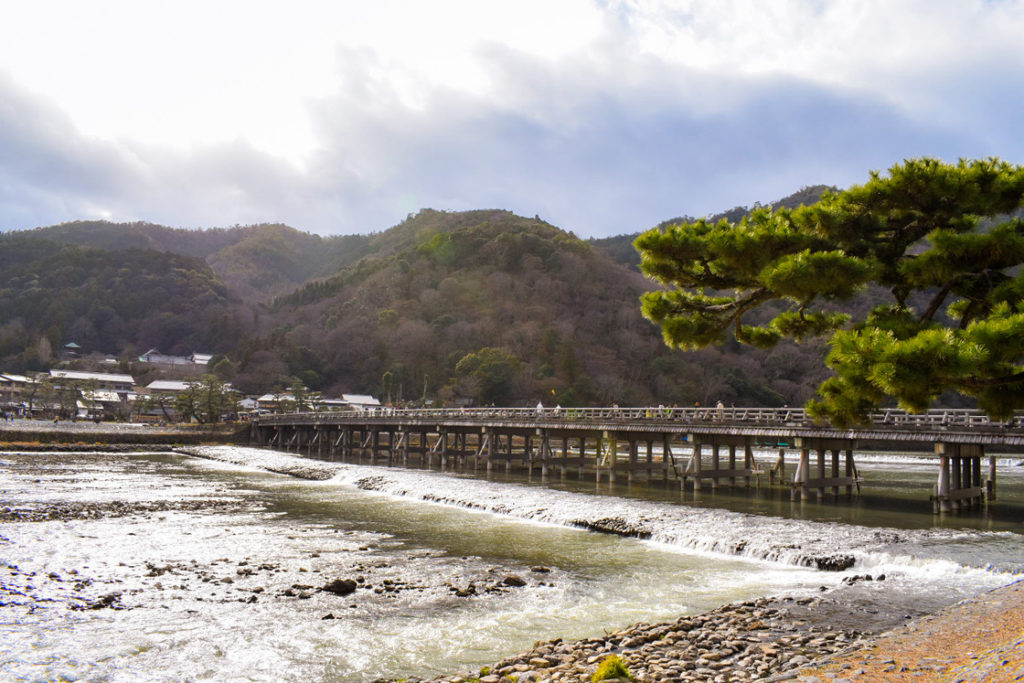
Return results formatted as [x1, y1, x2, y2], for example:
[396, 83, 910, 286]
[933, 442, 987, 513]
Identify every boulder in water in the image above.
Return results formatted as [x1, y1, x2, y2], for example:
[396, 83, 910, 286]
[812, 554, 856, 572]
[322, 578, 358, 596]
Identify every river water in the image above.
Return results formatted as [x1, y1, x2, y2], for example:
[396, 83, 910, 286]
[1, 445, 1022, 682]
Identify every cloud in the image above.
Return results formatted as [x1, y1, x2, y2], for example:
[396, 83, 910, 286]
[2, 2, 1024, 237]
[298, 44, 1019, 235]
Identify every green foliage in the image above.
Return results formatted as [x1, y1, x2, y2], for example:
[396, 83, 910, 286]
[592, 655, 634, 682]
[590, 185, 834, 271]
[261, 209, 711, 405]
[454, 347, 521, 405]
[174, 375, 238, 423]
[30, 220, 374, 303]
[637, 157, 1024, 425]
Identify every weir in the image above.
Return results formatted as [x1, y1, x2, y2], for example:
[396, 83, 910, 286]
[251, 406, 1024, 512]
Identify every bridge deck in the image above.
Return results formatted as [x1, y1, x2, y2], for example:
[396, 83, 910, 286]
[254, 406, 1024, 448]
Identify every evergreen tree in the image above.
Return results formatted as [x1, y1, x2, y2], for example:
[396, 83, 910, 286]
[635, 158, 1024, 425]
[176, 375, 237, 422]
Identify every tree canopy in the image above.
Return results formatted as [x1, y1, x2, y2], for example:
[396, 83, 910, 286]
[635, 158, 1024, 426]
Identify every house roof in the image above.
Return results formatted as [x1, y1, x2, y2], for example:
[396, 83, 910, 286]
[146, 380, 193, 392]
[256, 393, 293, 402]
[82, 389, 123, 403]
[0, 373, 31, 384]
[50, 369, 135, 384]
[342, 394, 381, 406]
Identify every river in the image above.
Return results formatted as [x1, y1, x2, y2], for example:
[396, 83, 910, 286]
[1, 445, 1022, 681]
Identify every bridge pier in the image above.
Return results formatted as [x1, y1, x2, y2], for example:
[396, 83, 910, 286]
[933, 443, 987, 513]
[539, 431, 550, 480]
[687, 435, 761, 493]
[770, 448, 786, 486]
[988, 455, 997, 501]
[791, 438, 861, 502]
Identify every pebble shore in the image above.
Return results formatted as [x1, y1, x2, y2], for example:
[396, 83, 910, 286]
[402, 594, 880, 683]
[405, 580, 1024, 683]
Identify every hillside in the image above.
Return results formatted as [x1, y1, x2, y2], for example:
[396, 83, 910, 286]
[2, 206, 833, 406]
[0, 234, 246, 368]
[27, 220, 374, 301]
[226, 209, 827, 405]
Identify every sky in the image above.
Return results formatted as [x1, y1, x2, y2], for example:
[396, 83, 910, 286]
[1, 0, 1023, 238]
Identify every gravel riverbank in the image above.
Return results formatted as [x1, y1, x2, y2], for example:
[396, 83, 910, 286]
[406, 579, 1024, 683]
[408, 594, 884, 683]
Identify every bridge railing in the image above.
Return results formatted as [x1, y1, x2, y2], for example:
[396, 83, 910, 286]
[254, 406, 1024, 431]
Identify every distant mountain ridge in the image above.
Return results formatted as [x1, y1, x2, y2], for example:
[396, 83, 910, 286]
[1, 195, 834, 405]
[26, 221, 375, 301]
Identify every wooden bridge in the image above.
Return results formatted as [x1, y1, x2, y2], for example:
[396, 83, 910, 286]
[251, 406, 1024, 513]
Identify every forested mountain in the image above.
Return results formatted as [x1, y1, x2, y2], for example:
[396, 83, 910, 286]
[26, 220, 374, 301]
[1, 205, 832, 406]
[0, 234, 247, 367]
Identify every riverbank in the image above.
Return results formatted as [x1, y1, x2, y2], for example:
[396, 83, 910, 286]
[0, 417, 246, 447]
[413, 593, 881, 683]
[792, 578, 1024, 682]
[406, 579, 1023, 682]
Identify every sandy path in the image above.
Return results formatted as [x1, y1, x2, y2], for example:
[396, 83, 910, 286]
[791, 579, 1024, 682]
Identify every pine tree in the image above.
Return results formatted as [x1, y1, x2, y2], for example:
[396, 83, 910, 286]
[635, 158, 1024, 426]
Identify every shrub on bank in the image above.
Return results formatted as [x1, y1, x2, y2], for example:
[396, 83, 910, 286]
[592, 655, 634, 682]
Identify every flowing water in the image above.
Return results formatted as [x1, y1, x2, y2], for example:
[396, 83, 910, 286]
[1, 445, 1022, 682]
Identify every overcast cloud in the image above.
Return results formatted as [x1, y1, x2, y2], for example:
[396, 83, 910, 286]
[1, 0, 1022, 237]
